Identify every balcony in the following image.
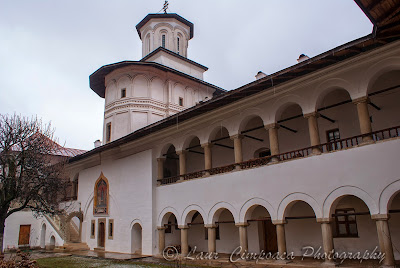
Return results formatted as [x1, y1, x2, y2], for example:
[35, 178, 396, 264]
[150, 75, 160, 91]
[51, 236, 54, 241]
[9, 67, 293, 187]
[157, 125, 400, 186]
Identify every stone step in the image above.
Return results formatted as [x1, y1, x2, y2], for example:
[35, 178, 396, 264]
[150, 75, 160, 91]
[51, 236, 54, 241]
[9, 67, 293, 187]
[62, 242, 89, 252]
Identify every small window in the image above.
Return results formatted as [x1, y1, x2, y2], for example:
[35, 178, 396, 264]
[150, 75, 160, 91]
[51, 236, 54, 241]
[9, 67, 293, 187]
[106, 123, 111, 143]
[179, 97, 184, 106]
[327, 129, 340, 151]
[177, 37, 180, 54]
[91, 220, 95, 239]
[205, 226, 220, 240]
[162, 34, 166, 48]
[108, 219, 114, 239]
[334, 208, 358, 237]
[121, 88, 126, 98]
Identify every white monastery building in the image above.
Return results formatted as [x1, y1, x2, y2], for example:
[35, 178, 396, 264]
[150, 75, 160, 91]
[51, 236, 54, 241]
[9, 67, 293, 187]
[4, 1, 400, 267]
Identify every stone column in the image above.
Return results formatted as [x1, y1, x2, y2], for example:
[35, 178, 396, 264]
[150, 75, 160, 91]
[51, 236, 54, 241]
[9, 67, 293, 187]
[318, 219, 335, 265]
[373, 214, 395, 267]
[158, 227, 166, 256]
[265, 123, 280, 161]
[201, 143, 213, 172]
[236, 223, 248, 254]
[353, 96, 373, 142]
[304, 112, 321, 155]
[177, 150, 187, 176]
[179, 225, 189, 256]
[273, 220, 287, 256]
[157, 158, 165, 181]
[205, 224, 217, 253]
[231, 134, 244, 169]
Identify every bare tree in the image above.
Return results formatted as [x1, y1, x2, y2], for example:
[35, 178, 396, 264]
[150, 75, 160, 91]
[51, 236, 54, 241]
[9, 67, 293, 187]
[0, 114, 70, 254]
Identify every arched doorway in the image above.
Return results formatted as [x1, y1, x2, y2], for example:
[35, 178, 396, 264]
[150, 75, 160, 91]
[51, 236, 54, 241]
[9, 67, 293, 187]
[131, 223, 142, 255]
[98, 221, 105, 248]
[49, 236, 55, 249]
[40, 224, 46, 249]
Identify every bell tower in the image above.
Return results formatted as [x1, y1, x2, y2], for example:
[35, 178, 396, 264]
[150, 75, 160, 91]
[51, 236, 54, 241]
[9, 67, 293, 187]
[136, 11, 193, 58]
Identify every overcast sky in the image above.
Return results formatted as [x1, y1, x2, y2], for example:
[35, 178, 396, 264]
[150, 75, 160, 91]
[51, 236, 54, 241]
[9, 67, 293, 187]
[0, 0, 372, 150]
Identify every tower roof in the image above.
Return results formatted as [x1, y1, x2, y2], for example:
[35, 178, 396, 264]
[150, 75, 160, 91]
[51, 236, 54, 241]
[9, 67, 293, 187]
[136, 13, 194, 39]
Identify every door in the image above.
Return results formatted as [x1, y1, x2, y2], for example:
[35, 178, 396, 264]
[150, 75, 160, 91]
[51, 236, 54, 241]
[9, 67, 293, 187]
[98, 222, 105, 247]
[18, 225, 31, 246]
[263, 220, 278, 253]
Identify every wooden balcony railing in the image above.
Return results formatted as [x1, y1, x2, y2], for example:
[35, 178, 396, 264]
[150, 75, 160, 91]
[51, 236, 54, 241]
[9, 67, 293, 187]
[158, 125, 400, 186]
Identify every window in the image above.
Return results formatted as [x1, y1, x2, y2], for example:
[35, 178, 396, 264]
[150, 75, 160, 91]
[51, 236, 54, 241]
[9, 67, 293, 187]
[121, 88, 126, 98]
[205, 226, 220, 240]
[108, 219, 114, 239]
[94, 173, 109, 215]
[162, 34, 166, 48]
[106, 123, 111, 143]
[177, 37, 180, 54]
[179, 97, 184, 106]
[334, 208, 358, 237]
[326, 128, 340, 151]
[91, 220, 95, 239]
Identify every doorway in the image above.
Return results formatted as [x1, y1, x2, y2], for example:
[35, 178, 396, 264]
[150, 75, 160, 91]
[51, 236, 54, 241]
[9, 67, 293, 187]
[98, 220, 106, 248]
[260, 220, 278, 253]
[18, 225, 31, 247]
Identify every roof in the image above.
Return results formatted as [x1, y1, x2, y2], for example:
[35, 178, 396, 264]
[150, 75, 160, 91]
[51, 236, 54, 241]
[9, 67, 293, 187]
[354, 0, 400, 38]
[89, 61, 224, 98]
[71, 32, 400, 164]
[141, 47, 208, 71]
[136, 13, 194, 39]
[52, 146, 87, 157]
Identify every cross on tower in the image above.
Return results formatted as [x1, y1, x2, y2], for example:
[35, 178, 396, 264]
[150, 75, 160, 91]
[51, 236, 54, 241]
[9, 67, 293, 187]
[163, 1, 169, 14]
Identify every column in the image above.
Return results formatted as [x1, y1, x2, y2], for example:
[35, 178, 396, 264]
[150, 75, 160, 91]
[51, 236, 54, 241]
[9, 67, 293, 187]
[273, 220, 287, 256]
[201, 143, 213, 172]
[158, 227, 166, 255]
[236, 223, 248, 254]
[231, 134, 244, 169]
[157, 158, 165, 181]
[265, 123, 280, 161]
[373, 214, 395, 267]
[318, 219, 335, 265]
[177, 150, 187, 176]
[304, 112, 321, 155]
[353, 96, 373, 142]
[205, 224, 217, 253]
[180, 226, 189, 256]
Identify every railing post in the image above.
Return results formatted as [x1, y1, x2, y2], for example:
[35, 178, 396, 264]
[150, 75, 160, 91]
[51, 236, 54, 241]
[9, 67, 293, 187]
[353, 96, 373, 143]
[265, 123, 280, 161]
[304, 112, 321, 155]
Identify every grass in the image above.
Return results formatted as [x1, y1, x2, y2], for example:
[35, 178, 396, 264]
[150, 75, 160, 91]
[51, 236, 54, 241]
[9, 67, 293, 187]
[36, 256, 161, 268]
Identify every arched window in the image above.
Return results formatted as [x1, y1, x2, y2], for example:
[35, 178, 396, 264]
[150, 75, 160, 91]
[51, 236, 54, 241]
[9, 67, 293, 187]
[145, 34, 151, 54]
[94, 173, 109, 215]
[177, 37, 180, 54]
[162, 34, 166, 48]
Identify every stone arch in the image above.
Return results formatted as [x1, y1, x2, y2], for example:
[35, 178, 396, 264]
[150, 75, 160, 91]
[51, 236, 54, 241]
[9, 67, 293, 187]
[359, 57, 400, 96]
[323, 186, 378, 218]
[379, 179, 400, 214]
[158, 206, 180, 227]
[271, 95, 307, 123]
[49, 235, 56, 249]
[239, 198, 276, 223]
[83, 194, 94, 218]
[207, 201, 238, 225]
[208, 125, 231, 143]
[65, 211, 83, 243]
[181, 135, 201, 151]
[237, 114, 266, 134]
[312, 78, 355, 111]
[160, 143, 177, 158]
[277, 192, 322, 220]
[174, 25, 189, 40]
[181, 204, 207, 226]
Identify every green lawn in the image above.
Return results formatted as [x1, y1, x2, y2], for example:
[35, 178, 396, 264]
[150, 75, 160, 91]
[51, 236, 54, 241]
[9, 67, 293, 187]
[36, 256, 165, 268]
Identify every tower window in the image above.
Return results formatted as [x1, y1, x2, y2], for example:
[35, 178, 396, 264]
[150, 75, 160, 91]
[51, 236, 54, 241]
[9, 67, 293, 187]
[106, 123, 111, 143]
[179, 97, 184, 106]
[121, 88, 126, 98]
[162, 35, 166, 48]
[177, 37, 180, 54]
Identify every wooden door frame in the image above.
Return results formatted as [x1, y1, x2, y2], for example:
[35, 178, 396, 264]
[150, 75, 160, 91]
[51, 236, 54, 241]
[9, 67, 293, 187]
[97, 218, 106, 248]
